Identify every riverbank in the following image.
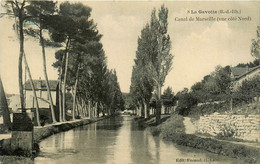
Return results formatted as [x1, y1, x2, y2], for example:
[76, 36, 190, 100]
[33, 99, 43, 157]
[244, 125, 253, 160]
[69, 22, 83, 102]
[134, 114, 171, 128]
[149, 114, 260, 163]
[0, 116, 109, 157]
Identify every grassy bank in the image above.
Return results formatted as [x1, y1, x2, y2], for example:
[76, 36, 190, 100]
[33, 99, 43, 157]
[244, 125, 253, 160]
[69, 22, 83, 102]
[135, 115, 171, 129]
[151, 114, 185, 136]
[151, 114, 260, 163]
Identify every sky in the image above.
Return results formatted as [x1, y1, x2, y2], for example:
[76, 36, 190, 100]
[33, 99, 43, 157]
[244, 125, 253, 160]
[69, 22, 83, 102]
[0, 1, 259, 95]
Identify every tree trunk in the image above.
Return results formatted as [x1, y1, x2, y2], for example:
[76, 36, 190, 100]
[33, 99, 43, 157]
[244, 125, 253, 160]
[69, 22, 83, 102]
[58, 52, 65, 122]
[97, 102, 99, 117]
[23, 53, 40, 126]
[72, 66, 80, 120]
[18, 9, 25, 112]
[39, 29, 57, 123]
[62, 38, 71, 122]
[75, 98, 79, 118]
[156, 85, 162, 124]
[88, 100, 91, 119]
[81, 100, 85, 118]
[77, 98, 83, 118]
[144, 103, 148, 119]
[101, 103, 105, 117]
[95, 102, 98, 118]
[147, 103, 150, 118]
[108, 104, 111, 116]
[0, 76, 12, 130]
[58, 76, 63, 122]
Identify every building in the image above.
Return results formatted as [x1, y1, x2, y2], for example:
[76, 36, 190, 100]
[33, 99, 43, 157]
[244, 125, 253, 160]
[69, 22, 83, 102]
[24, 79, 59, 109]
[231, 65, 260, 90]
[24, 79, 60, 123]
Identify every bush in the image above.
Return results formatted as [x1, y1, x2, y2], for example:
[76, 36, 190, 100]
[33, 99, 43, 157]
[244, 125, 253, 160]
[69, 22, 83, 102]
[233, 76, 260, 106]
[176, 93, 198, 116]
[216, 124, 235, 138]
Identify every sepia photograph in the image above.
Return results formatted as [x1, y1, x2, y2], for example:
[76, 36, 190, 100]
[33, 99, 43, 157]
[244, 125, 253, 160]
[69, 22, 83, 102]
[0, 0, 259, 163]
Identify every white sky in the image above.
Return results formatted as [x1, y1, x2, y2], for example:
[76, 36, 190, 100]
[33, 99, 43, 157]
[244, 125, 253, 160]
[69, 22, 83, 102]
[0, 1, 259, 94]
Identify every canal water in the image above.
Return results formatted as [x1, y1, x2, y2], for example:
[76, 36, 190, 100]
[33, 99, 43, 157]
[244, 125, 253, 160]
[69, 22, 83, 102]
[31, 116, 243, 164]
[0, 116, 244, 164]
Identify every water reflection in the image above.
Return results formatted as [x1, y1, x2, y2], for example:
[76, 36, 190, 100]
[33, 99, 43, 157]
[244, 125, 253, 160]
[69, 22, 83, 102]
[31, 116, 245, 164]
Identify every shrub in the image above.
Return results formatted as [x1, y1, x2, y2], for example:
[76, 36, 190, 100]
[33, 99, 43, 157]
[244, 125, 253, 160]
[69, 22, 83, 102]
[216, 123, 235, 138]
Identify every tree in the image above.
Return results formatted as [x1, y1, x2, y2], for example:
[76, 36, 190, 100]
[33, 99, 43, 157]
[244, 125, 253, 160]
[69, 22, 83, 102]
[148, 6, 173, 124]
[25, 1, 57, 123]
[4, 1, 42, 125]
[251, 26, 260, 60]
[176, 92, 198, 116]
[129, 5, 173, 122]
[129, 24, 155, 118]
[4, 0, 27, 111]
[162, 87, 175, 114]
[50, 2, 92, 121]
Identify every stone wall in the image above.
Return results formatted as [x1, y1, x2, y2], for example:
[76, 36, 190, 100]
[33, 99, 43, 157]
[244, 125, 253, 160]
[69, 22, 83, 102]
[197, 113, 260, 141]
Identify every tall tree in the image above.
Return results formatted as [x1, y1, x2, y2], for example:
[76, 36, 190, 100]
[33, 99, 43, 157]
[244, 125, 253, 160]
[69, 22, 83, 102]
[25, 1, 57, 123]
[251, 26, 260, 60]
[148, 6, 173, 123]
[49, 2, 92, 121]
[4, 1, 42, 125]
[129, 5, 173, 121]
[5, 0, 27, 112]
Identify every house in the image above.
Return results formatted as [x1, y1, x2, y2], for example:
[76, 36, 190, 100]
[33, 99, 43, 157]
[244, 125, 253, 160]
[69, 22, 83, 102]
[24, 79, 59, 109]
[24, 79, 59, 123]
[231, 65, 260, 90]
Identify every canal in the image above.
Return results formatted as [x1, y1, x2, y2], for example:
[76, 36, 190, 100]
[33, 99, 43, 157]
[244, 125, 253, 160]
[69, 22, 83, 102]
[33, 116, 243, 164]
[0, 116, 244, 164]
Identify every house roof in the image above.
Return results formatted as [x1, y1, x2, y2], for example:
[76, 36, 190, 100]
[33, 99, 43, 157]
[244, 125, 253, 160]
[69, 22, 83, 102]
[230, 67, 250, 77]
[24, 80, 58, 91]
[236, 65, 260, 80]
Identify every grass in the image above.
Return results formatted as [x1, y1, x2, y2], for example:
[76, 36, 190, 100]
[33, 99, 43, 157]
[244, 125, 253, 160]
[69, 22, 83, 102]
[150, 114, 260, 163]
[167, 133, 260, 163]
[150, 114, 185, 137]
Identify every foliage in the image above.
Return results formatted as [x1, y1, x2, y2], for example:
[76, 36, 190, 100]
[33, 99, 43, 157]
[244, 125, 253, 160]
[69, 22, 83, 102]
[174, 65, 233, 116]
[233, 76, 260, 105]
[129, 5, 173, 121]
[161, 87, 175, 108]
[251, 26, 260, 59]
[50, 2, 124, 118]
[175, 92, 198, 116]
[216, 123, 235, 138]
